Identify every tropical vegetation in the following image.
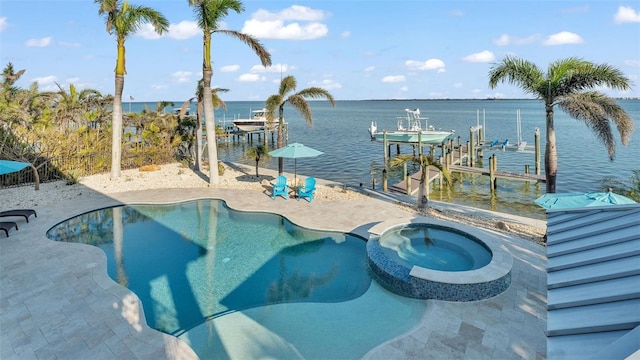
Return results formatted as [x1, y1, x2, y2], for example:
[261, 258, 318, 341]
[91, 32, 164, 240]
[390, 154, 451, 210]
[600, 169, 640, 202]
[178, 80, 228, 171]
[1, 62, 189, 189]
[265, 75, 336, 175]
[244, 145, 271, 177]
[188, 0, 271, 185]
[95, 0, 169, 179]
[488, 56, 634, 193]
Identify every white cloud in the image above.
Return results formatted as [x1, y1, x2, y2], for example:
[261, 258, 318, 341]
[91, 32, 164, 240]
[463, 50, 495, 63]
[449, 9, 465, 17]
[624, 59, 640, 67]
[543, 31, 583, 45]
[32, 75, 57, 84]
[238, 73, 265, 82]
[172, 71, 192, 83]
[364, 66, 375, 72]
[399, 86, 408, 92]
[242, 5, 328, 40]
[252, 5, 326, 21]
[137, 21, 200, 40]
[453, 82, 463, 88]
[0, 17, 8, 32]
[26, 37, 52, 47]
[382, 75, 405, 83]
[493, 34, 538, 46]
[59, 41, 81, 47]
[66, 77, 79, 84]
[166, 21, 200, 40]
[250, 63, 293, 73]
[405, 59, 446, 71]
[151, 84, 169, 90]
[137, 24, 162, 40]
[220, 65, 240, 72]
[308, 79, 342, 90]
[614, 6, 640, 24]
[341, 31, 351, 38]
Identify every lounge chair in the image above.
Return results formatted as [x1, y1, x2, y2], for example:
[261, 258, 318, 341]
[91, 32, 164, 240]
[0, 221, 18, 237]
[272, 175, 290, 200]
[0, 209, 37, 223]
[297, 177, 317, 203]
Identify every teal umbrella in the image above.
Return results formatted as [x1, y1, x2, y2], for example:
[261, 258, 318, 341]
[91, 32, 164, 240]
[0, 160, 30, 175]
[534, 191, 636, 210]
[268, 143, 324, 187]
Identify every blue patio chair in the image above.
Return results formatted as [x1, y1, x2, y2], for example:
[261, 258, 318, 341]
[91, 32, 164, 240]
[297, 177, 317, 203]
[272, 175, 290, 200]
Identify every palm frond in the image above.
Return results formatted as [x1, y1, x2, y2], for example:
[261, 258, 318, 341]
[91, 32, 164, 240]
[559, 92, 634, 159]
[215, 29, 272, 67]
[488, 55, 544, 97]
[287, 95, 313, 125]
[296, 87, 336, 107]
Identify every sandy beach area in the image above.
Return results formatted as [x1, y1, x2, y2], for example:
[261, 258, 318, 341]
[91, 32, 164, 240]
[1, 161, 546, 244]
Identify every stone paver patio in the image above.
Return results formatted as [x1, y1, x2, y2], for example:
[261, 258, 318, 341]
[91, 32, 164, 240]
[1, 180, 546, 359]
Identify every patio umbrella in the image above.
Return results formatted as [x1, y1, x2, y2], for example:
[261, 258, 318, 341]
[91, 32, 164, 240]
[268, 143, 324, 188]
[0, 160, 30, 176]
[534, 191, 636, 210]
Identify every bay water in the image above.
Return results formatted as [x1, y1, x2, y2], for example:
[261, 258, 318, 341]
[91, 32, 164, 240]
[130, 99, 639, 219]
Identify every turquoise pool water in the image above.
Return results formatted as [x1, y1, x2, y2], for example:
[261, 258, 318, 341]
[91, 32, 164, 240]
[379, 224, 492, 271]
[47, 200, 427, 359]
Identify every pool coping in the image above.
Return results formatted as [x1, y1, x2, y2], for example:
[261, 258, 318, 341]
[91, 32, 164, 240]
[1, 185, 547, 359]
[367, 216, 513, 300]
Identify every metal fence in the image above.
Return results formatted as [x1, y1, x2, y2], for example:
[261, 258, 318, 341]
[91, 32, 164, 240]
[1, 149, 176, 189]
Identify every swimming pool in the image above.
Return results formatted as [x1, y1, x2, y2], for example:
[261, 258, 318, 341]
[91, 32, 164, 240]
[47, 200, 427, 359]
[367, 219, 513, 301]
[378, 224, 492, 271]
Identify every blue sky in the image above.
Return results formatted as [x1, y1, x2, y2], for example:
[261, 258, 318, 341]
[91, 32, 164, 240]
[1, 1, 639, 101]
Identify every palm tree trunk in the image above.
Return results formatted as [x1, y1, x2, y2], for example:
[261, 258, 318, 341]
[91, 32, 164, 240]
[30, 164, 40, 191]
[545, 105, 557, 193]
[417, 164, 428, 209]
[202, 68, 219, 185]
[195, 112, 203, 171]
[277, 106, 284, 174]
[111, 74, 124, 179]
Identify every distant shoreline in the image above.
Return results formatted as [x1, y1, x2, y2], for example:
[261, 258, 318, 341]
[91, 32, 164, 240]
[125, 97, 639, 103]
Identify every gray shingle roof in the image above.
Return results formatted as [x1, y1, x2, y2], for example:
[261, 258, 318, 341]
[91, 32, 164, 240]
[546, 204, 640, 359]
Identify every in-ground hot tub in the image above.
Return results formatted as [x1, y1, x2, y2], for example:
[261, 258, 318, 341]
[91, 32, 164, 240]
[367, 217, 512, 301]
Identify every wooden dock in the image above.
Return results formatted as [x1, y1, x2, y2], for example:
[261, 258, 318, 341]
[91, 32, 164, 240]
[389, 167, 442, 195]
[384, 120, 544, 196]
[448, 165, 545, 182]
[387, 141, 544, 195]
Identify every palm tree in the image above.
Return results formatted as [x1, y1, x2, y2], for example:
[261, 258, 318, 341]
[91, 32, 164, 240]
[178, 79, 228, 171]
[488, 56, 634, 193]
[244, 144, 271, 177]
[390, 154, 451, 210]
[53, 83, 102, 129]
[1, 62, 26, 102]
[189, 0, 271, 185]
[265, 75, 336, 174]
[95, 0, 169, 179]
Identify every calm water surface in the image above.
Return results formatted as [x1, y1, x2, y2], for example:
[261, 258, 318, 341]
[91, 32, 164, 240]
[134, 99, 640, 219]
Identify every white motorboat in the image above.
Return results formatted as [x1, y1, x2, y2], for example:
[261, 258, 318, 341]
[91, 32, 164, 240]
[368, 108, 454, 145]
[232, 109, 276, 132]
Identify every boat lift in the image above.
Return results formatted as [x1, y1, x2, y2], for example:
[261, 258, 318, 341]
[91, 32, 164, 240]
[479, 109, 536, 153]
